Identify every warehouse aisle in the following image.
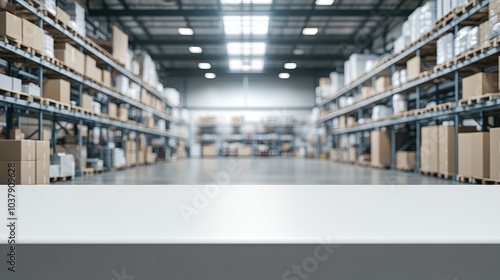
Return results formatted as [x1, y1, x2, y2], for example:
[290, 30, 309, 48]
[68, 159, 456, 185]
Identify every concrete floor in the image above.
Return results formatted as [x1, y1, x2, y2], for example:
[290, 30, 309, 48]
[67, 158, 456, 185]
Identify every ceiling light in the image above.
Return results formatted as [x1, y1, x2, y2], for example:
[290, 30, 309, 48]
[221, 0, 272, 3]
[205, 73, 216, 79]
[302, 28, 319, 35]
[178, 28, 194, 35]
[284, 63, 297, 70]
[293, 49, 305, 55]
[223, 16, 270, 35]
[189, 46, 203, 53]
[229, 58, 265, 71]
[198, 63, 211, 69]
[279, 73, 290, 79]
[315, 0, 334, 5]
[226, 42, 267, 56]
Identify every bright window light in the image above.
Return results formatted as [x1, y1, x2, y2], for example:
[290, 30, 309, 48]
[229, 58, 265, 71]
[189, 46, 203, 53]
[226, 42, 267, 56]
[279, 73, 290, 79]
[284, 63, 297, 70]
[223, 16, 270, 35]
[221, 0, 272, 3]
[205, 73, 216, 79]
[315, 0, 334, 5]
[178, 28, 194, 35]
[302, 28, 319, 35]
[198, 63, 211, 69]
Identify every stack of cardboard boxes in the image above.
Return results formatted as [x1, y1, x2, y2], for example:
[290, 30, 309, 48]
[125, 139, 137, 167]
[202, 144, 218, 157]
[84, 55, 103, 83]
[199, 116, 217, 126]
[137, 134, 146, 165]
[371, 130, 391, 167]
[0, 11, 44, 54]
[177, 140, 187, 159]
[55, 43, 85, 75]
[145, 146, 157, 164]
[43, 79, 70, 104]
[237, 145, 253, 157]
[0, 140, 50, 185]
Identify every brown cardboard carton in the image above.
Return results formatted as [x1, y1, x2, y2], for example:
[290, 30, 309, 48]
[462, 72, 499, 100]
[94, 68, 102, 83]
[0, 11, 22, 42]
[54, 43, 85, 75]
[480, 21, 491, 47]
[118, 107, 128, 122]
[237, 146, 253, 157]
[371, 130, 391, 166]
[338, 116, 346, 128]
[0, 0, 15, 13]
[472, 132, 490, 179]
[108, 103, 117, 117]
[458, 133, 473, 177]
[319, 78, 331, 86]
[407, 56, 421, 81]
[0, 140, 36, 161]
[361, 86, 372, 99]
[490, 128, 500, 180]
[102, 70, 112, 87]
[202, 145, 218, 157]
[420, 126, 439, 172]
[22, 19, 44, 53]
[375, 76, 391, 93]
[43, 79, 70, 104]
[112, 26, 129, 66]
[346, 117, 357, 127]
[0, 161, 35, 185]
[396, 151, 416, 170]
[9, 129, 21, 140]
[438, 126, 477, 175]
[36, 160, 50, 185]
[85, 55, 97, 78]
[82, 93, 93, 110]
[348, 147, 358, 162]
[56, 7, 70, 27]
[35, 140, 50, 162]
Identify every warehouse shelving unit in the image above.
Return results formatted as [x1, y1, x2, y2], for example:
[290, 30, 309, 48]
[316, 0, 500, 181]
[0, 0, 186, 178]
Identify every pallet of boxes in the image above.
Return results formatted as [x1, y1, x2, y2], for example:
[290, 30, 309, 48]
[0, 140, 50, 185]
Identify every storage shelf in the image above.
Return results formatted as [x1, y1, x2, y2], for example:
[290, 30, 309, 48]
[317, 0, 489, 107]
[14, 0, 180, 109]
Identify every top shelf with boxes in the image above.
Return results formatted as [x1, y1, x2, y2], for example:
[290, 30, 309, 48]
[317, 0, 488, 108]
[12, 0, 181, 110]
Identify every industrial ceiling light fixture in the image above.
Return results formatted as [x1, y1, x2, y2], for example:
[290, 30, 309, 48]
[223, 16, 270, 35]
[315, 0, 334, 5]
[279, 73, 290, 79]
[302, 28, 319, 35]
[226, 42, 267, 56]
[229, 59, 265, 71]
[178, 28, 194, 35]
[205, 73, 217, 79]
[189, 46, 203, 54]
[284, 63, 297, 70]
[198, 63, 212, 70]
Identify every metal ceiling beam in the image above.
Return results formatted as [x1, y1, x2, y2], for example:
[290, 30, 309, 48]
[88, 8, 415, 17]
[132, 36, 358, 46]
[151, 54, 346, 61]
[159, 67, 333, 77]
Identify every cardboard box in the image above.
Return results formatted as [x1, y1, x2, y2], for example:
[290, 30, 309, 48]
[112, 26, 129, 66]
[237, 146, 253, 157]
[85, 55, 97, 78]
[480, 21, 491, 47]
[472, 132, 490, 179]
[348, 147, 358, 162]
[338, 116, 346, 128]
[94, 68, 102, 83]
[375, 76, 391, 93]
[458, 133, 473, 177]
[36, 140, 50, 162]
[54, 43, 85, 75]
[371, 130, 391, 166]
[108, 103, 117, 118]
[102, 70, 112, 87]
[361, 86, 372, 99]
[396, 151, 416, 170]
[55, 145, 87, 169]
[0, 11, 22, 42]
[9, 129, 21, 140]
[202, 145, 218, 157]
[82, 93, 93, 110]
[0, 161, 35, 185]
[420, 126, 439, 172]
[51, 153, 75, 177]
[56, 7, 70, 27]
[438, 126, 477, 175]
[22, 19, 44, 54]
[36, 160, 50, 185]
[118, 107, 128, 122]
[346, 117, 356, 127]
[407, 56, 421, 81]
[0, 73, 12, 91]
[0, 0, 15, 13]
[319, 77, 331, 86]
[43, 79, 70, 104]
[462, 72, 499, 100]
[490, 127, 500, 180]
[0, 140, 36, 161]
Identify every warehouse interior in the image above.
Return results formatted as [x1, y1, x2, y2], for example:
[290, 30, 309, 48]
[0, 0, 499, 185]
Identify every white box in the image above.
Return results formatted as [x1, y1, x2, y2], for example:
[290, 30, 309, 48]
[49, 164, 59, 177]
[12, 77, 21, 92]
[22, 83, 41, 97]
[0, 73, 13, 91]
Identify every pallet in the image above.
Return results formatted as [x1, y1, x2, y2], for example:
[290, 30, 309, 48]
[433, 61, 454, 73]
[371, 163, 390, 169]
[94, 167, 107, 174]
[437, 172, 454, 180]
[457, 175, 500, 185]
[396, 167, 416, 172]
[42, 98, 71, 110]
[50, 175, 74, 182]
[419, 170, 438, 177]
[82, 168, 95, 177]
[0, 35, 21, 48]
[459, 93, 500, 106]
[0, 90, 35, 102]
[71, 105, 95, 116]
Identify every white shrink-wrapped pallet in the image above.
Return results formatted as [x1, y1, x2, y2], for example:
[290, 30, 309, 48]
[437, 33, 455, 64]
[329, 72, 344, 94]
